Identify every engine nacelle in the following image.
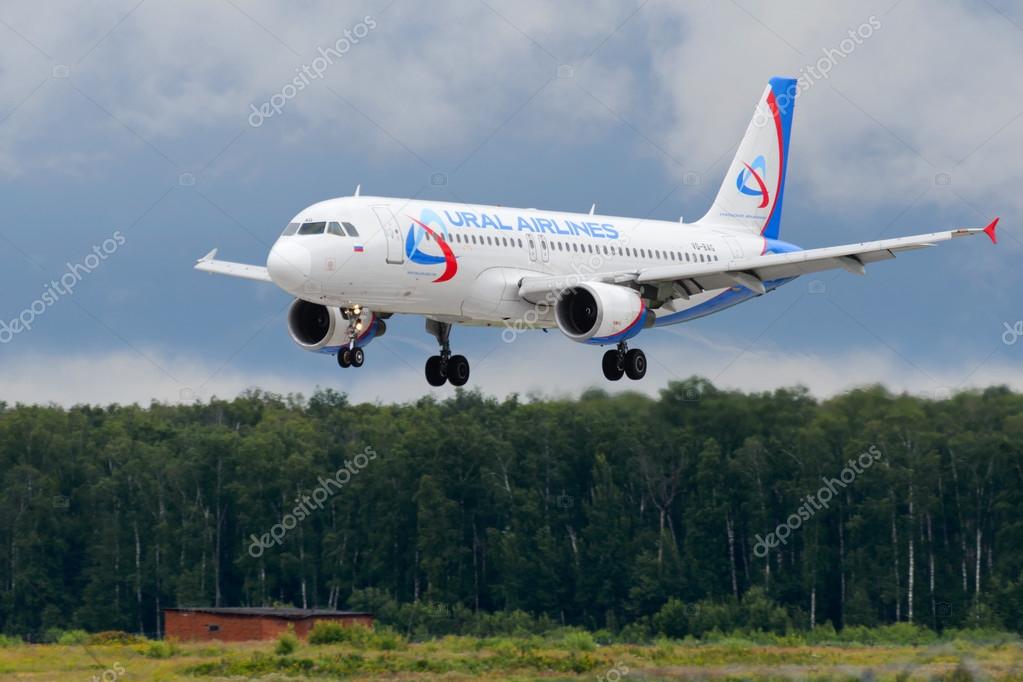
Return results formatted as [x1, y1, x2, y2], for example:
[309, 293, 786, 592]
[287, 300, 385, 353]
[553, 282, 650, 344]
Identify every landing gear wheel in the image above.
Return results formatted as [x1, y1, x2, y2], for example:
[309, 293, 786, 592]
[602, 349, 625, 381]
[624, 348, 647, 380]
[425, 355, 446, 386]
[447, 355, 470, 387]
[338, 349, 352, 368]
[351, 347, 365, 368]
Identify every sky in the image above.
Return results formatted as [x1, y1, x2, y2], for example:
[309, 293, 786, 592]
[0, 0, 1021, 406]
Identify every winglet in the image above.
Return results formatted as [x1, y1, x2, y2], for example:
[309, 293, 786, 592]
[983, 217, 999, 244]
[199, 248, 218, 263]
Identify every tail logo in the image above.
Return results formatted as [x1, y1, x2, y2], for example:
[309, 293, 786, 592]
[405, 209, 457, 283]
[736, 154, 769, 208]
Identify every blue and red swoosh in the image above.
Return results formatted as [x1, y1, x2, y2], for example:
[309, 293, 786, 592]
[737, 154, 769, 208]
[405, 215, 457, 283]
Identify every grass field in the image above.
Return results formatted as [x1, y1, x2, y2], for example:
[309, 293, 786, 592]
[1, 634, 1022, 681]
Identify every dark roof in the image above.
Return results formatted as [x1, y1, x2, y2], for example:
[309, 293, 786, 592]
[165, 607, 372, 620]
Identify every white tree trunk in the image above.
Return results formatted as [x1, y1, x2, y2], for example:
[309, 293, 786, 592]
[975, 528, 982, 605]
[907, 487, 915, 624]
[810, 587, 816, 630]
[891, 512, 901, 622]
[726, 514, 738, 598]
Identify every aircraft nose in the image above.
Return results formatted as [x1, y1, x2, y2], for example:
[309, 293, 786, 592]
[267, 240, 311, 292]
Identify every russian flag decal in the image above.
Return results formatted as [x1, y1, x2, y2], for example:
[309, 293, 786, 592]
[353, 245, 364, 253]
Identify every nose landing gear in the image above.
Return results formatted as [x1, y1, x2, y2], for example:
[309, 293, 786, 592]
[425, 319, 470, 387]
[336, 307, 368, 369]
[602, 341, 646, 381]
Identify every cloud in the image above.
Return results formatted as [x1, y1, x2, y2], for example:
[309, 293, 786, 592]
[3, 329, 1020, 407]
[0, 349, 310, 406]
[3, 0, 1019, 230]
[0, 0, 640, 175]
[636, 1, 1023, 219]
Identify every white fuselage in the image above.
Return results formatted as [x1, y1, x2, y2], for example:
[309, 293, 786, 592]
[265, 196, 794, 331]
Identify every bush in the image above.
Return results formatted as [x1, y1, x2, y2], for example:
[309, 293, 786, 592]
[560, 629, 596, 652]
[737, 587, 789, 634]
[653, 598, 692, 639]
[87, 630, 145, 645]
[57, 629, 89, 645]
[275, 629, 298, 655]
[143, 640, 179, 658]
[616, 620, 652, 644]
[308, 621, 347, 645]
[0, 634, 22, 647]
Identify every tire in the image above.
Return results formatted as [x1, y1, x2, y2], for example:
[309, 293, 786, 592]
[447, 355, 470, 387]
[625, 348, 647, 380]
[602, 349, 624, 381]
[351, 347, 365, 367]
[425, 355, 446, 386]
[338, 349, 352, 368]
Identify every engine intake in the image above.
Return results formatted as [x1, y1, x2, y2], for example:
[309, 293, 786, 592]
[287, 300, 385, 352]
[288, 300, 344, 350]
[554, 282, 649, 343]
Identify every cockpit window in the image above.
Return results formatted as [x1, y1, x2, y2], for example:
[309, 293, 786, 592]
[282, 222, 299, 236]
[327, 221, 345, 236]
[342, 222, 359, 237]
[298, 221, 326, 235]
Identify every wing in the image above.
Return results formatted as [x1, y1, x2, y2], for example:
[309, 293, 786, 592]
[518, 220, 998, 300]
[194, 248, 272, 283]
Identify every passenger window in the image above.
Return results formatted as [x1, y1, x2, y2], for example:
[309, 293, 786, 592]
[327, 222, 345, 236]
[282, 222, 299, 236]
[343, 222, 359, 237]
[298, 221, 326, 235]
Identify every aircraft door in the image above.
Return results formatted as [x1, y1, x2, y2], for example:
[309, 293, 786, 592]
[725, 235, 743, 259]
[525, 234, 538, 262]
[538, 234, 550, 263]
[372, 205, 404, 264]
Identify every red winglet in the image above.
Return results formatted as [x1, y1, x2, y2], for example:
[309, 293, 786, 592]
[983, 217, 999, 244]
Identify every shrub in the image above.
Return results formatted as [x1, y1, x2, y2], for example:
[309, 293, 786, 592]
[308, 621, 382, 647]
[371, 626, 405, 650]
[0, 634, 22, 647]
[275, 629, 298, 655]
[308, 621, 347, 645]
[560, 629, 596, 652]
[616, 620, 652, 644]
[57, 629, 89, 645]
[737, 587, 789, 634]
[87, 630, 144, 645]
[143, 640, 179, 658]
[653, 598, 692, 639]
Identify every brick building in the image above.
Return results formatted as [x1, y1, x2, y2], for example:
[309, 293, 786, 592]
[164, 607, 374, 642]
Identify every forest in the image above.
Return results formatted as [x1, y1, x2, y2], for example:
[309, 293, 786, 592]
[1, 378, 1022, 641]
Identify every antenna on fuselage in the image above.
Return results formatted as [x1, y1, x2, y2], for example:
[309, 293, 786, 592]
[589, 203, 596, 215]
[354, 184, 361, 197]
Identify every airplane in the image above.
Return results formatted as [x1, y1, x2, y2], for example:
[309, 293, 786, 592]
[196, 76, 998, 387]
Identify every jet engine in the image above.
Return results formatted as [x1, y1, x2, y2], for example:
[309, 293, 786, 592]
[553, 282, 650, 343]
[286, 300, 385, 352]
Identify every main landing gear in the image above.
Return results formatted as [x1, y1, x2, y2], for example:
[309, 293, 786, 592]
[602, 341, 646, 381]
[424, 319, 470, 387]
[337, 307, 366, 369]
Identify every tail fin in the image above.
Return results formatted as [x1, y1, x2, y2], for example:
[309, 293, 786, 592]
[698, 77, 797, 241]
